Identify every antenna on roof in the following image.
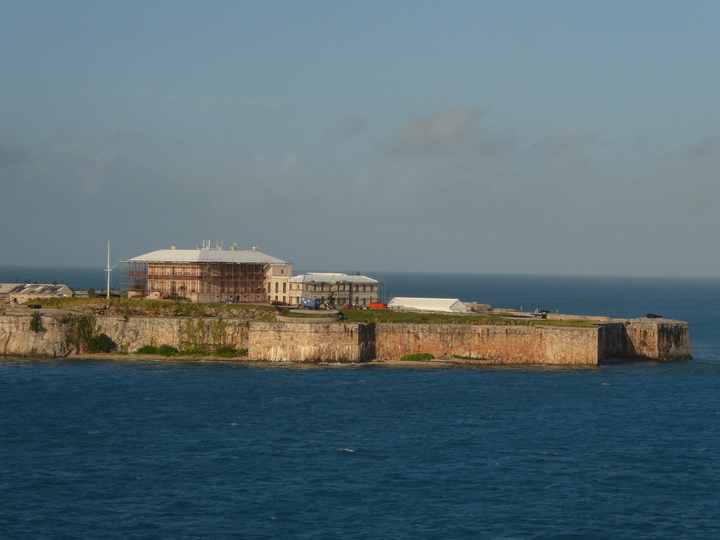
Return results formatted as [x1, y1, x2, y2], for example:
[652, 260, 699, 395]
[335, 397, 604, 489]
[105, 241, 116, 299]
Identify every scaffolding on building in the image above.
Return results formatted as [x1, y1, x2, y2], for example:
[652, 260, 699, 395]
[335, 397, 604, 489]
[123, 260, 271, 303]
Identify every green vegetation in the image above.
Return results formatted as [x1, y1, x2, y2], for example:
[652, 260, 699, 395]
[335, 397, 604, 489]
[157, 344, 179, 356]
[340, 309, 596, 328]
[134, 343, 247, 358]
[65, 314, 96, 353]
[178, 317, 233, 353]
[135, 344, 178, 356]
[58, 313, 117, 354]
[29, 311, 45, 332]
[86, 333, 117, 353]
[22, 297, 275, 318]
[399, 353, 435, 361]
[211, 346, 247, 358]
[20, 297, 593, 328]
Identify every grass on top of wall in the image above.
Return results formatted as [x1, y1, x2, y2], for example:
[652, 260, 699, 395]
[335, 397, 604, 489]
[20, 297, 276, 318]
[340, 309, 596, 328]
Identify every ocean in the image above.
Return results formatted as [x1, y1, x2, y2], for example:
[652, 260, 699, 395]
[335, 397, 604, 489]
[2, 270, 720, 538]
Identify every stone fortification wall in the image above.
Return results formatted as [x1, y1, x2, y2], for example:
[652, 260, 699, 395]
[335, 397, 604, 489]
[623, 320, 691, 361]
[374, 323, 601, 365]
[0, 312, 691, 364]
[598, 323, 627, 361]
[0, 315, 72, 357]
[246, 319, 691, 365]
[248, 322, 374, 363]
[0, 313, 248, 357]
[93, 317, 247, 353]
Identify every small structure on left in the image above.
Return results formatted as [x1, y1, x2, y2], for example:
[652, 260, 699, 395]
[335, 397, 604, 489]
[0, 283, 74, 305]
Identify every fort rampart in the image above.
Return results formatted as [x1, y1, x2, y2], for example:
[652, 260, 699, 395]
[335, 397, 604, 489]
[0, 312, 691, 365]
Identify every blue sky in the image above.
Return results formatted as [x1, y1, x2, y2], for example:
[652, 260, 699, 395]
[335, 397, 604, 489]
[3, 1, 720, 276]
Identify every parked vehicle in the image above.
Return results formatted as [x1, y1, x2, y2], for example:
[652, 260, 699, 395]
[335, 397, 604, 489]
[299, 296, 322, 310]
[368, 302, 388, 310]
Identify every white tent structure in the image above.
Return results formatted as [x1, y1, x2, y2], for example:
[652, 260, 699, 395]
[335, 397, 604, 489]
[387, 297, 467, 313]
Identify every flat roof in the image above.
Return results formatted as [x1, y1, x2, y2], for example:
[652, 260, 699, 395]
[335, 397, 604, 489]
[288, 272, 378, 284]
[125, 248, 287, 265]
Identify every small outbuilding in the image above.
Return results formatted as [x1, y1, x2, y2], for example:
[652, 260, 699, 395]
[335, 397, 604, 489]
[387, 297, 467, 313]
[0, 283, 74, 304]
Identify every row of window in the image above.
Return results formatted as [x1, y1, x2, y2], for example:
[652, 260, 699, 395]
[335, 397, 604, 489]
[291, 283, 376, 292]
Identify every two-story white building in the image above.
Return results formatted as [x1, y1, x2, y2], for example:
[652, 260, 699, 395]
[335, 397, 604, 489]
[287, 273, 379, 308]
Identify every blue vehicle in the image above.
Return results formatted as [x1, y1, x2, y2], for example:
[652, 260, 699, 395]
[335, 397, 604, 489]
[299, 296, 322, 310]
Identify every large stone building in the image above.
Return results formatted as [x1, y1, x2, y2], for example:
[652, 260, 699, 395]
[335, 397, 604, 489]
[124, 244, 292, 304]
[287, 273, 379, 307]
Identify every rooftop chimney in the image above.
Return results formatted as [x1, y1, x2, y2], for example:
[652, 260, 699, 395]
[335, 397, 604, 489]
[252, 246, 258, 252]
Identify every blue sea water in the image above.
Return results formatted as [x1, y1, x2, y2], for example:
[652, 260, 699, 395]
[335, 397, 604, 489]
[2, 270, 720, 539]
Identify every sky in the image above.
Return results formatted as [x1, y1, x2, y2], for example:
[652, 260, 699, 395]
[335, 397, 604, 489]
[3, 0, 720, 277]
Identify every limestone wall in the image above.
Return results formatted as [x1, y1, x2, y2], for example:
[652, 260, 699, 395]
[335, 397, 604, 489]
[93, 317, 247, 353]
[0, 311, 691, 364]
[623, 320, 691, 361]
[0, 315, 71, 357]
[0, 312, 248, 357]
[248, 321, 374, 363]
[374, 323, 601, 365]
[598, 323, 628, 362]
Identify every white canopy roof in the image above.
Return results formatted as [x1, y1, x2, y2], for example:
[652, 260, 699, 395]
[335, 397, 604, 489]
[125, 248, 287, 265]
[288, 272, 378, 284]
[387, 297, 467, 313]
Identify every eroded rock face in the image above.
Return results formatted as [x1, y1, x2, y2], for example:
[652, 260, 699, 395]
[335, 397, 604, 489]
[0, 316, 71, 357]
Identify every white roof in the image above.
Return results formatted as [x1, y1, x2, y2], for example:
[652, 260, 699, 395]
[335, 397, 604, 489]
[387, 297, 467, 313]
[288, 272, 378, 284]
[125, 248, 287, 265]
